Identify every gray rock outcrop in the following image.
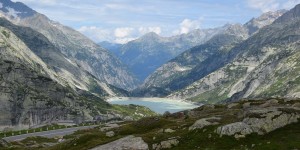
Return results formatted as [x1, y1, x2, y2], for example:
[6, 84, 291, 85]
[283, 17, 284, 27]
[227, 103, 239, 109]
[259, 99, 279, 108]
[100, 124, 120, 132]
[217, 107, 300, 136]
[152, 138, 179, 150]
[292, 103, 300, 108]
[91, 135, 148, 150]
[243, 109, 299, 134]
[0, 139, 9, 148]
[105, 131, 115, 137]
[216, 122, 253, 136]
[189, 117, 221, 130]
[164, 128, 175, 133]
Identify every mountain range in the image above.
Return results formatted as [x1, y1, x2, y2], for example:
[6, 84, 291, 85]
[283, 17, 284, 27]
[134, 10, 285, 97]
[100, 10, 286, 84]
[157, 7, 300, 104]
[100, 27, 225, 81]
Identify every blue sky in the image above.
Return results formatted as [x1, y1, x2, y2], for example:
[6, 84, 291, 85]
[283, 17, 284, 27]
[12, 0, 300, 43]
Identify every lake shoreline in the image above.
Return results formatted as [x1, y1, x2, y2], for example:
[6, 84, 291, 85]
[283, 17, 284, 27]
[106, 97, 202, 114]
[107, 97, 199, 105]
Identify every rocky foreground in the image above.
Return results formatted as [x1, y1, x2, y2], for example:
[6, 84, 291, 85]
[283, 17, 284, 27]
[1, 98, 299, 150]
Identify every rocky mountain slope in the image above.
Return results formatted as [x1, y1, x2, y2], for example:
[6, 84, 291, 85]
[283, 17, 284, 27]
[6, 98, 299, 150]
[0, 21, 157, 130]
[0, 24, 94, 129]
[139, 24, 249, 97]
[140, 10, 286, 97]
[0, 17, 127, 98]
[244, 10, 286, 35]
[102, 28, 223, 81]
[100, 11, 285, 83]
[168, 5, 300, 103]
[0, 0, 139, 90]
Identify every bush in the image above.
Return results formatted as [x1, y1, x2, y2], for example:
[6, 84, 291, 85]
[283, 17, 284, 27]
[163, 111, 171, 118]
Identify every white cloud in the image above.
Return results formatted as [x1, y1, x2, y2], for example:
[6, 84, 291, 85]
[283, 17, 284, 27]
[11, 0, 59, 6]
[0, 2, 3, 9]
[114, 26, 162, 44]
[78, 26, 138, 44]
[115, 37, 137, 44]
[77, 26, 112, 42]
[114, 27, 134, 38]
[6, 7, 21, 18]
[282, 0, 300, 9]
[104, 2, 155, 13]
[247, 0, 300, 12]
[247, 0, 279, 12]
[138, 26, 161, 35]
[173, 18, 201, 34]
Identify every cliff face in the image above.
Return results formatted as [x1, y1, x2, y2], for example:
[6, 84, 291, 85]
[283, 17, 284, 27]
[0, 17, 129, 98]
[0, 20, 149, 131]
[0, 26, 81, 129]
[16, 14, 139, 90]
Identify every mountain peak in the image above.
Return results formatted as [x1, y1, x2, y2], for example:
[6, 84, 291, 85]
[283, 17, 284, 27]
[244, 10, 286, 35]
[141, 32, 160, 39]
[0, 0, 36, 18]
[274, 3, 300, 24]
[134, 32, 162, 43]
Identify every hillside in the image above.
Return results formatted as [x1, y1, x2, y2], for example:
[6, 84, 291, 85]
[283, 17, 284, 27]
[3, 98, 299, 150]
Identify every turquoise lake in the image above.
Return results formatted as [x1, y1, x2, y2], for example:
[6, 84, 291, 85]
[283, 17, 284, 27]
[107, 97, 200, 114]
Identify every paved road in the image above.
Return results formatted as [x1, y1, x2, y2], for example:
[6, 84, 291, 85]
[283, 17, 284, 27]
[3, 125, 98, 142]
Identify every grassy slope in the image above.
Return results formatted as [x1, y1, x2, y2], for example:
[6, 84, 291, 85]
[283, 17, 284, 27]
[3, 99, 300, 150]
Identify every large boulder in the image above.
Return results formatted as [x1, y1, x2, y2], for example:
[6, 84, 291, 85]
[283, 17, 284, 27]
[292, 103, 300, 108]
[100, 124, 120, 132]
[164, 128, 175, 133]
[243, 109, 299, 134]
[91, 135, 148, 150]
[152, 138, 179, 150]
[259, 99, 279, 108]
[217, 107, 300, 136]
[0, 139, 9, 148]
[105, 131, 115, 137]
[227, 103, 239, 109]
[242, 102, 251, 109]
[189, 117, 221, 130]
[216, 122, 253, 136]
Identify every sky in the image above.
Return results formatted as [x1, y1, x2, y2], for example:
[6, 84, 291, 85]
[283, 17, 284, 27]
[11, 0, 300, 44]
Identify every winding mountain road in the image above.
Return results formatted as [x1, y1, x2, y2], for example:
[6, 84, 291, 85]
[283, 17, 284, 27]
[3, 125, 98, 142]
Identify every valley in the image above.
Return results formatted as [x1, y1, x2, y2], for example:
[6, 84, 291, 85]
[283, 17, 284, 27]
[0, 0, 300, 149]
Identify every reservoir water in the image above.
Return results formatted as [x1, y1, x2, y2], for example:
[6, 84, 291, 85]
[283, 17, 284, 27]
[107, 97, 200, 114]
